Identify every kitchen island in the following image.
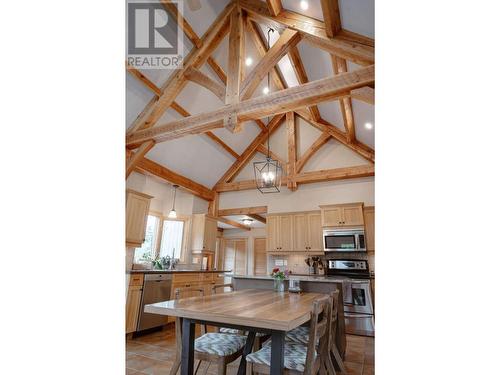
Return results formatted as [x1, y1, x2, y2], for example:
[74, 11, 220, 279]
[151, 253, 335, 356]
[232, 274, 347, 357]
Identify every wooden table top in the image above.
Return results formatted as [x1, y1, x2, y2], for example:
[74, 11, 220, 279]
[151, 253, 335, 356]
[144, 289, 327, 331]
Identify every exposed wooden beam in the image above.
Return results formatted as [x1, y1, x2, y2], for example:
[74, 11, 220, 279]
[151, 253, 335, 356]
[320, 0, 341, 37]
[240, 28, 301, 100]
[240, 0, 374, 66]
[126, 64, 162, 96]
[216, 216, 251, 231]
[245, 18, 288, 91]
[350, 86, 375, 105]
[218, 206, 268, 216]
[287, 46, 321, 121]
[127, 2, 234, 135]
[225, 7, 245, 132]
[184, 66, 226, 102]
[214, 114, 285, 185]
[248, 214, 266, 224]
[295, 132, 331, 173]
[161, 1, 227, 84]
[256, 144, 286, 166]
[296, 109, 375, 163]
[170, 101, 239, 159]
[265, 0, 282, 16]
[204, 132, 239, 159]
[126, 65, 375, 146]
[286, 112, 297, 191]
[332, 56, 356, 143]
[214, 165, 374, 192]
[126, 141, 155, 178]
[126, 150, 215, 201]
[208, 192, 219, 217]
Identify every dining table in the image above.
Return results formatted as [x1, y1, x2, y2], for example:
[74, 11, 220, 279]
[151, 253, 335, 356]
[144, 288, 328, 375]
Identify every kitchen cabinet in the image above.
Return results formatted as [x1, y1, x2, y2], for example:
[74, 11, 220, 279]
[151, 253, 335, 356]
[320, 203, 364, 227]
[126, 189, 153, 247]
[291, 211, 323, 252]
[266, 214, 293, 251]
[125, 272, 144, 334]
[364, 206, 375, 252]
[191, 214, 218, 252]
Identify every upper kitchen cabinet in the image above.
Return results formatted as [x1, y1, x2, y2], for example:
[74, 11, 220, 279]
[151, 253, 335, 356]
[266, 214, 293, 252]
[191, 214, 218, 252]
[320, 203, 365, 227]
[126, 189, 153, 247]
[292, 211, 323, 252]
[364, 206, 375, 252]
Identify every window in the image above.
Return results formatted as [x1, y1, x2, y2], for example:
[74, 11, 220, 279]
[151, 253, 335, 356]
[159, 220, 185, 260]
[134, 215, 160, 263]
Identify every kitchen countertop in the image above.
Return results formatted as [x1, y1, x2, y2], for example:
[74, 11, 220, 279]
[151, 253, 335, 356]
[129, 269, 232, 274]
[231, 274, 353, 283]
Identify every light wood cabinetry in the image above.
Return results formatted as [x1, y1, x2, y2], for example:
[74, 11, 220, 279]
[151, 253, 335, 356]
[320, 203, 364, 227]
[253, 238, 267, 276]
[171, 272, 225, 298]
[125, 273, 144, 334]
[266, 214, 293, 251]
[191, 214, 218, 252]
[307, 212, 323, 252]
[364, 206, 375, 252]
[291, 211, 323, 252]
[126, 189, 153, 247]
[223, 239, 247, 275]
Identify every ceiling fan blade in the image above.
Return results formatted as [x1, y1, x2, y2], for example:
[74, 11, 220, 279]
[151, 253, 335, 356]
[186, 0, 202, 11]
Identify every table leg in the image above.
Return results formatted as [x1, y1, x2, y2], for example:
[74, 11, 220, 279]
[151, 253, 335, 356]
[237, 331, 256, 375]
[181, 318, 195, 375]
[270, 330, 285, 375]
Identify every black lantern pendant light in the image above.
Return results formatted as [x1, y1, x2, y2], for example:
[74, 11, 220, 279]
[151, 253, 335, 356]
[253, 28, 283, 194]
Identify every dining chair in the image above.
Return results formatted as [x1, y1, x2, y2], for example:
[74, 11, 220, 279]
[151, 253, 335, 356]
[246, 294, 333, 375]
[169, 286, 247, 375]
[285, 290, 346, 374]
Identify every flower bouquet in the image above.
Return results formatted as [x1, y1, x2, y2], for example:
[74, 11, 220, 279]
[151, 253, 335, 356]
[270, 267, 290, 292]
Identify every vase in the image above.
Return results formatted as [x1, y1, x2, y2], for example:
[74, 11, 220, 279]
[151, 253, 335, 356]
[274, 279, 285, 292]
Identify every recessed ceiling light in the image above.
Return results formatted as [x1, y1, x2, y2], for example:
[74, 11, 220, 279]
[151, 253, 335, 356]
[365, 122, 373, 130]
[300, 1, 309, 10]
[245, 57, 253, 66]
[262, 86, 270, 95]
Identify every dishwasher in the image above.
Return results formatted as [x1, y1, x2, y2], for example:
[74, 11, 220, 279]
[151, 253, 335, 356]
[137, 274, 172, 331]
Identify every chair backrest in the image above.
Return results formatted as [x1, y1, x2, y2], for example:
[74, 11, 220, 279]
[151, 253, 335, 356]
[212, 283, 234, 294]
[174, 286, 205, 300]
[328, 290, 340, 353]
[303, 295, 332, 375]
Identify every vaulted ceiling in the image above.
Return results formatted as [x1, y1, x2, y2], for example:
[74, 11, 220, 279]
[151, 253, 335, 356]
[126, 0, 374, 227]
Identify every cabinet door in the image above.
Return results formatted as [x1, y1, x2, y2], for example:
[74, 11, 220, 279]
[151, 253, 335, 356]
[253, 238, 267, 275]
[364, 207, 375, 252]
[307, 213, 323, 252]
[191, 214, 206, 251]
[278, 215, 293, 251]
[126, 192, 151, 246]
[342, 205, 364, 226]
[322, 207, 343, 227]
[234, 240, 247, 275]
[292, 214, 308, 251]
[223, 240, 235, 272]
[266, 216, 279, 251]
[203, 218, 217, 251]
[125, 285, 143, 333]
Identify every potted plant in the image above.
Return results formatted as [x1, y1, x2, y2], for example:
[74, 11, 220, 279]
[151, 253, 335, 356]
[270, 267, 289, 292]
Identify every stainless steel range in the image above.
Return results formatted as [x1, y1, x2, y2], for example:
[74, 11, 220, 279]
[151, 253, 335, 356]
[326, 259, 374, 337]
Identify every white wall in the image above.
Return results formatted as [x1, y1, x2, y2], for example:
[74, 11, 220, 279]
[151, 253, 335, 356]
[219, 177, 374, 213]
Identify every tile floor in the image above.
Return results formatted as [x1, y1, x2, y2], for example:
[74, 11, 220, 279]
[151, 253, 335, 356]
[126, 324, 374, 375]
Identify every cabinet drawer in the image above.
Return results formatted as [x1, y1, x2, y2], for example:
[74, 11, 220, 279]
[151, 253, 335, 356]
[129, 274, 144, 286]
[214, 273, 225, 284]
[200, 273, 214, 282]
[172, 273, 201, 283]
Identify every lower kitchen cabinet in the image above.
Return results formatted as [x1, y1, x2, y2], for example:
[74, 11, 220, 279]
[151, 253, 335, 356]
[126, 285, 143, 334]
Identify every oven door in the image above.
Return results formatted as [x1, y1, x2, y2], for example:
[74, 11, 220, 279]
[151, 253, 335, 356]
[324, 233, 358, 251]
[343, 280, 373, 314]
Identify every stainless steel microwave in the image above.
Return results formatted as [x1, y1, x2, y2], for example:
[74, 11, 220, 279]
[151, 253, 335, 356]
[323, 227, 366, 252]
